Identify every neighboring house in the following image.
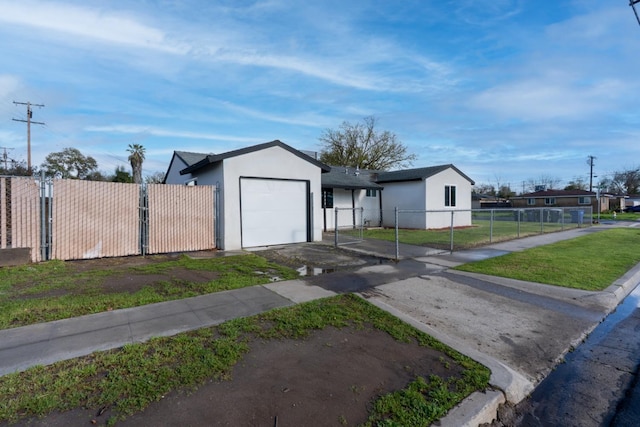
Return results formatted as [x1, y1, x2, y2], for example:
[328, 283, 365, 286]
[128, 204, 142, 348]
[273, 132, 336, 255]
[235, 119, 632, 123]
[622, 194, 640, 211]
[164, 140, 329, 250]
[163, 151, 208, 185]
[511, 189, 597, 212]
[375, 165, 475, 229]
[320, 166, 383, 231]
[472, 192, 512, 210]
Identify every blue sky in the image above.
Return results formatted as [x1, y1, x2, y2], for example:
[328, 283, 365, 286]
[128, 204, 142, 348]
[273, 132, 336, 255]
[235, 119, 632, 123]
[1, 0, 639, 190]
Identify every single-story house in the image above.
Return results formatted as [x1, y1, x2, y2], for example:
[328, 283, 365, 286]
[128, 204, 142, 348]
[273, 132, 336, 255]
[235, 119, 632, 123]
[319, 164, 475, 230]
[164, 140, 329, 250]
[511, 189, 597, 212]
[472, 192, 512, 210]
[374, 165, 475, 229]
[165, 140, 475, 248]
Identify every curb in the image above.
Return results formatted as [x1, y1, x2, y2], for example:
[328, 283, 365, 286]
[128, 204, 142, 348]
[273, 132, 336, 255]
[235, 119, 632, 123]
[357, 294, 534, 426]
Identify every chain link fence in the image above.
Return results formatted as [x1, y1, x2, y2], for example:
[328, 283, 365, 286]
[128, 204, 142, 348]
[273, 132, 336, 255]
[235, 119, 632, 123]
[0, 175, 218, 262]
[332, 206, 593, 260]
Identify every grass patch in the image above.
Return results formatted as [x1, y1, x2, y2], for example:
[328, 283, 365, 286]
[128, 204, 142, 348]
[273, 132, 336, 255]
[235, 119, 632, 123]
[454, 228, 640, 291]
[355, 219, 585, 250]
[0, 294, 489, 425]
[611, 212, 640, 221]
[0, 254, 299, 329]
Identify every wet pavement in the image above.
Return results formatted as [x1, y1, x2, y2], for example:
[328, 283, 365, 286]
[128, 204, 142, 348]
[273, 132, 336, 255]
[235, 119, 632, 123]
[515, 285, 640, 426]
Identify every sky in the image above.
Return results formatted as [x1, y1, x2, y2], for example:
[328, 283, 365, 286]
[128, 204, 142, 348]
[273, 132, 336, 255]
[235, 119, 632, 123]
[1, 0, 639, 191]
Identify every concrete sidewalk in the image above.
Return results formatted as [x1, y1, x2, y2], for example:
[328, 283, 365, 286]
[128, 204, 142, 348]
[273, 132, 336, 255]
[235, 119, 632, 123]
[0, 282, 335, 376]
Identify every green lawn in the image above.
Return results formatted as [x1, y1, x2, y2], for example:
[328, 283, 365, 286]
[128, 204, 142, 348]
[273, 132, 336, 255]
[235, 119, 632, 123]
[354, 217, 586, 250]
[0, 294, 490, 426]
[454, 228, 640, 291]
[0, 254, 299, 329]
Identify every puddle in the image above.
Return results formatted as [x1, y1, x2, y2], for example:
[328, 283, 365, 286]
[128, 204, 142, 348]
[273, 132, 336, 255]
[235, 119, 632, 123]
[296, 265, 336, 276]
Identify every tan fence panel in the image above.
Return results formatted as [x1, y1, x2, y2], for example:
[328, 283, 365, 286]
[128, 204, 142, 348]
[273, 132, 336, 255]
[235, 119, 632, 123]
[1, 178, 6, 249]
[147, 184, 215, 254]
[6, 177, 41, 262]
[52, 180, 139, 260]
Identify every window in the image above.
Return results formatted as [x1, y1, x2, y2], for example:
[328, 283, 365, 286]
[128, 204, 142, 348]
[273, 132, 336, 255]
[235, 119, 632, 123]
[578, 196, 590, 205]
[322, 189, 334, 208]
[366, 189, 377, 197]
[544, 197, 556, 205]
[527, 198, 536, 206]
[445, 185, 456, 207]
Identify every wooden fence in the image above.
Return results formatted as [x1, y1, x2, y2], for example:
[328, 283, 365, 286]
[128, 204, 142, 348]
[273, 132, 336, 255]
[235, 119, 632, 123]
[0, 176, 216, 262]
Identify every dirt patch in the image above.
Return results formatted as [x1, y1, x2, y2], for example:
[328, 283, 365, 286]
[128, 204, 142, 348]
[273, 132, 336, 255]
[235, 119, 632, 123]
[15, 325, 462, 427]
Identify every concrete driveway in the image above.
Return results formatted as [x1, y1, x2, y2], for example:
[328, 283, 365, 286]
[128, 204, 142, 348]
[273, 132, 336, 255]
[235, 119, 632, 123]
[257, 223, 640, 424]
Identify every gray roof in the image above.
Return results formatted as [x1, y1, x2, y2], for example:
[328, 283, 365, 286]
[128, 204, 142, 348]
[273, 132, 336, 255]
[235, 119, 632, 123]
[322, 167, 383, 190]
[376, 164, 475, 185]
[174, 151, 209, 167]
[180, 140, 330, 175]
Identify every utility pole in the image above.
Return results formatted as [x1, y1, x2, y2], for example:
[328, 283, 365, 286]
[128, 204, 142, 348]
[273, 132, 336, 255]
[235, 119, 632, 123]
[587, 155, 596, 192]
[631, 0, 640, 26]
[0, 147, 14, 171]
[12, 101, 45, 174]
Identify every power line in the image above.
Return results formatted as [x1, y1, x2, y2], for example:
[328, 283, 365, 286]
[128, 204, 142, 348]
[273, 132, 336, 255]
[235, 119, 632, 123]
[12, 101, 45, 174]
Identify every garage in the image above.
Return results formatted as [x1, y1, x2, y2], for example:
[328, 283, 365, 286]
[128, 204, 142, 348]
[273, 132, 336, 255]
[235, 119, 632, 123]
[240, 177, 309, 247]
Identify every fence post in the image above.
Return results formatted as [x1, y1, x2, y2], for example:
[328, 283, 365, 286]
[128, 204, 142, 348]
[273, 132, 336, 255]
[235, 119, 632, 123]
[215, 182, 221, 249]
[139, 184, 149, 256]
[490, 209, 494, 243]
[359, 207, 364, 239]
[540, 208, 543, 234]
[517, 209, 521, 238]
[395, 207, 399, 260]
[39, 171, 47, 261]
[450, 211, 454, 253]
[334, 208, 338, 247]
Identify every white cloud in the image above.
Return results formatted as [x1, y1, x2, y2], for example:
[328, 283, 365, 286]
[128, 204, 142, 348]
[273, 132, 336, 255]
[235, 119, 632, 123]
[0, 1, 187, 54]
[468, 78, 626, 121]
[0, 74, 21, 98]
[85, 125, 264, 144]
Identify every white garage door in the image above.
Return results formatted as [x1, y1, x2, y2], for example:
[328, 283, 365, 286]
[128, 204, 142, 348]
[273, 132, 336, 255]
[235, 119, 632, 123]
[240, 178, 309, 247]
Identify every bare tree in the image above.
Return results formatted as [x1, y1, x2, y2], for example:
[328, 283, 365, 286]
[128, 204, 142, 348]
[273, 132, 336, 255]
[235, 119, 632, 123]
[564, 177, 588, 191]
[145, 171, 166, 184]
[524, 175, 562, 192]
[605, 168, 640, 194]
[319, 116, 416, 170]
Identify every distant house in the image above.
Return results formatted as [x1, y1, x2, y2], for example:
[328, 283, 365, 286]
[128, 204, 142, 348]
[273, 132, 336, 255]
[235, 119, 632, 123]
[472, 192, 512, 210]
[511, 189, 597, 212]
[164, 140, 329, 250]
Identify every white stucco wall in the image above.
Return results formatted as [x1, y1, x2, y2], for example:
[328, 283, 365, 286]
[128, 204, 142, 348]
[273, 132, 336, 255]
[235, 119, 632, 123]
[323, 188, 381, 230]
[219, 146, 323, 250]
[425, 168, 472, 228]
[380, 167, 473, 229]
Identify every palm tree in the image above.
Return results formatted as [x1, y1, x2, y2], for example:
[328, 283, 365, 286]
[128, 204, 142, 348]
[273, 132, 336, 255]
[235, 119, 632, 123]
[127, 144, 145, 184]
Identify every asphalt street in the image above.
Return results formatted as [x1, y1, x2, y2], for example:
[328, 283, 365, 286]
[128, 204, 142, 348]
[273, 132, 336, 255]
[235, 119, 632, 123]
[515, 285, 640, 427]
